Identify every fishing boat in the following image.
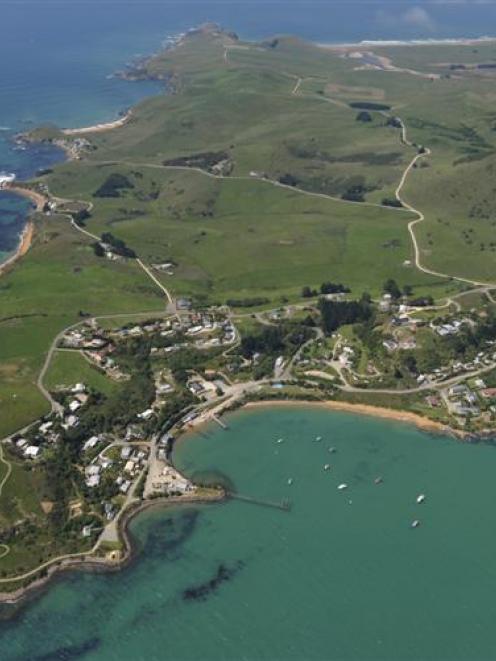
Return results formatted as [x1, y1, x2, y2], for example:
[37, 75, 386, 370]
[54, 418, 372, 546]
[338, 483, 348, 490]
[277, 438, 284, 444]
[328, 447, 336, 453]
[315, 436, 322, 441]
[324, 464, 331, 471]
[416, 494, 426, 504]
[287, 478, 293, 485]
[411, 519, 420, 528]
[374, 477, 383, 485]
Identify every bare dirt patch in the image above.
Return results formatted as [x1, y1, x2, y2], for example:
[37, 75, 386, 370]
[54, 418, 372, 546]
[325, 83, 385, 100]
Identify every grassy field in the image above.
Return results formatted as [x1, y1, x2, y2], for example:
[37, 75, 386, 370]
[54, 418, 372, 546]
[45, 350, 120, 397]
[0, 211, 166, 438]
[44, 163, 450, 303]
[40, 28, 496, 287]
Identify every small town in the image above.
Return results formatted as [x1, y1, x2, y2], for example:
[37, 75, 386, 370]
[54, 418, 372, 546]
[5, 281, 496, 559]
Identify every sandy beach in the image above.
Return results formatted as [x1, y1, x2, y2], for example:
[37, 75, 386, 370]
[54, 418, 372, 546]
[0, 221, 34, 276]
[244, 399, 457, 436]
[320, 36, 496, 50]
[0, 185, 46, 276]
[5, 184, 46, 211]
[62, 110, 131, 136]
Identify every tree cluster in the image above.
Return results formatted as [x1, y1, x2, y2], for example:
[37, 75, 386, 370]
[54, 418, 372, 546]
[319, 295, 373, 334]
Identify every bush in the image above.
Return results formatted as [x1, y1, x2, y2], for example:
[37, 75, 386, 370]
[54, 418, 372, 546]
[382, 198, 403, 208]
[94, 173, 134, 198]
[356, 111, 372, 123]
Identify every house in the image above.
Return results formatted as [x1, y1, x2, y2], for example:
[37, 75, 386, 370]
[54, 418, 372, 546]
[104, 503, 116, 520]
[83, 435, 101, 451]
[124, 460, 136, 474]
[121, 446, 132, 460]
[157, 383, 173, 395]
[480, 388, 496, 399]
[188, 381, 205, 396]
[63, 415, 79, 429]
[383, 339, 398, 352]
[71, 383, 86, 394]
[451, 402, 479, 417]
[119, 480, 131, 494]
[425, 395, 440, 408]
[39, 421, 53, 435]
[465, 391, 478, 406]
[177, 298, 192, 311]
[449, 385, 468, 397]
[86, 475, 100, 488]
[68, 400, 81, 413]
[24, 446, 40, 459]
[137, 408, 154, 421]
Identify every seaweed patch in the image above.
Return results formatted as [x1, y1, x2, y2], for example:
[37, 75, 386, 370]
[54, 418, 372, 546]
[182, 561, 245, 602]
[30, 636, 101, 661]
[143, 510, 199, 561]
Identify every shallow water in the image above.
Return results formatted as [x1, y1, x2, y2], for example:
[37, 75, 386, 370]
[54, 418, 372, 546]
[2, 406, 496, 660]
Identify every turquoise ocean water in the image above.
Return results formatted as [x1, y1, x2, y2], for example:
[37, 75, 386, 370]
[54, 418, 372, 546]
[2, 406, 496, 659]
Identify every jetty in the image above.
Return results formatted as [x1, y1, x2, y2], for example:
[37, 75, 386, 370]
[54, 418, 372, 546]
[213, 415, 228, 430]
[228, 492, 291, 511]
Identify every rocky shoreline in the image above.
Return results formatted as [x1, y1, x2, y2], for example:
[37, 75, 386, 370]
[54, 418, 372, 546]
[0, 489, 224, 609]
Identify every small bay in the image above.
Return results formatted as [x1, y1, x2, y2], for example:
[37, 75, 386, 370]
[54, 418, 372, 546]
[2, 406, 496, 659]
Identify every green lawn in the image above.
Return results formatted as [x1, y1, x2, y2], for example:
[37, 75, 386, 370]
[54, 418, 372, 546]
[45, 350, 120, 397]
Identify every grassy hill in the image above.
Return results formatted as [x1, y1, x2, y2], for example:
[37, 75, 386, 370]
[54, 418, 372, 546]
[5, 26, 496, 439]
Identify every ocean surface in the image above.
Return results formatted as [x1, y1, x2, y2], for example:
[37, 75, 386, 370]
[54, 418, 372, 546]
[3, 0, 496, 260]
[2, 406, 496, 659]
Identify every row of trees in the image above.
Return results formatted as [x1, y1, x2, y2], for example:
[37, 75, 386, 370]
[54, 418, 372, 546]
[302, 282, 350, 298]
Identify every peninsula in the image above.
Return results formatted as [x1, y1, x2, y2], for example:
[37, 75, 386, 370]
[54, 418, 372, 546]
[2, 23, 496, 600]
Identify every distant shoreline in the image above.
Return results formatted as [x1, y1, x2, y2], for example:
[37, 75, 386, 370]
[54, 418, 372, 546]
[61, 110, 132, 136]
[0, 185, 45, 275]
[319, 35, 496, 50]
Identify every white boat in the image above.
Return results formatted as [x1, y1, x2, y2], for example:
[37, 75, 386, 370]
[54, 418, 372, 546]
[324, 464, 331, 471]
[287, 478, 293, 485]
[338, 483, 348, 490]
[328, 447, 336, 453]
[315, 436, 322, 441]
[411, 519, 420, 528]
[374, 476, 383, 485]
[416, 494, 426, 504]
[277, 438, 284, 444]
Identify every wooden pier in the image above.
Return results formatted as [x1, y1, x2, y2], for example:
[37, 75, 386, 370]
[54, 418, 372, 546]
[213, 415, 228, 430]
[228, 492, 291, 511]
